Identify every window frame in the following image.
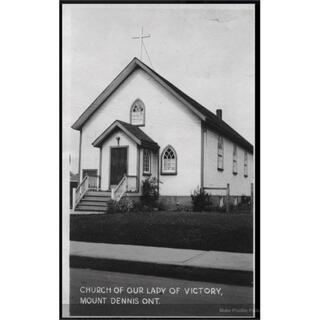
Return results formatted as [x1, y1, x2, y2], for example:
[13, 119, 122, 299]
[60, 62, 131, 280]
[130, 99, 145, 126]
[244, 151, 248, 177]
[161, 145, 177, 175]
[82, 169, 98, 179]
[217, 136, 224, 171]
[142, 149, 151, 176]
[233, 144, 238, 175]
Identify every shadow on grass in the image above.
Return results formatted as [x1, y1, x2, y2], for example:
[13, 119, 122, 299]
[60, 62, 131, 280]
[70, 211, 253, 253]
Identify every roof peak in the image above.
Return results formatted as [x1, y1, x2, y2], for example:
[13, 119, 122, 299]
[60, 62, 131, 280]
[72, 57, 253, 153]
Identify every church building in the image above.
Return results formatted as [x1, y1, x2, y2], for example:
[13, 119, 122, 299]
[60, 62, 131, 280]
[72, 57, 253, 211]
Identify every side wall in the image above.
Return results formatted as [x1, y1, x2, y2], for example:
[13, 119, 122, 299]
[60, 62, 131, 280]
[203, 127, 254, 196]
[79, 68, 201, 195]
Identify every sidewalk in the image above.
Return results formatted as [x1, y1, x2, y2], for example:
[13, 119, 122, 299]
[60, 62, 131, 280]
[70, 241, 253, 286]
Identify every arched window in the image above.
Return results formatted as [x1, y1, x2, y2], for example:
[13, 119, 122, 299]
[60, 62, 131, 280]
[130, 99, 145, 126]
[161, 145, 177, 175]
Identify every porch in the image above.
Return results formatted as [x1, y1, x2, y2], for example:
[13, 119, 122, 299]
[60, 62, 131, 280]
[74, 120, 160, 212]
[73, 174, 140, 212]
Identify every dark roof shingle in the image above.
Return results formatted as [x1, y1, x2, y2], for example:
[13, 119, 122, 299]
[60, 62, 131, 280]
[92, 120, 159, 150]
[117, 120, 159, 149]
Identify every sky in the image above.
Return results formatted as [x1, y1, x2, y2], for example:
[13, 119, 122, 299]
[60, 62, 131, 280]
[63, 3, 255, 173]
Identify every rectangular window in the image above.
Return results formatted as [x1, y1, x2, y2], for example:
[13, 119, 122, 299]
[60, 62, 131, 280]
[82, 169, 98, 178]
[143, 150, 151, 175]
[244, 151, 248, 177]
[217, 136, 224, 171]
[233, 144, 237, 174]
[82, 169, 98, 189]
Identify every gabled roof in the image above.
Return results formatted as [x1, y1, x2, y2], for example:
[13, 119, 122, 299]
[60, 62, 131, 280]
[92, 120, 159, 150]
[72, 57, 253, 153]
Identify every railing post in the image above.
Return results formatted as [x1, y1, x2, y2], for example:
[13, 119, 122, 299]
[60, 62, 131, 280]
[112, 174, 131, 202]
[74, 175, 90, 209]
[226, 183, 230, 214]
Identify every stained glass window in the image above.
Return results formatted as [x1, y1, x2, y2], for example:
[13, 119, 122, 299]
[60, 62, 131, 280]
[162, 146, 177, 174]
[130, 100, 145, 125]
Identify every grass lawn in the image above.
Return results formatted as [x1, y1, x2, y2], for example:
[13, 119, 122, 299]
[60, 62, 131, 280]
[70, 211, 253, 253]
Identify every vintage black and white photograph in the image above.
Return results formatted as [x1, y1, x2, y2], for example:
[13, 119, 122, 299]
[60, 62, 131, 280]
[61, 1, 259, 318]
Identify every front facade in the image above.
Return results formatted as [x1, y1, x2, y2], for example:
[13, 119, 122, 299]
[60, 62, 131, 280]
[72, 58, 253, 208]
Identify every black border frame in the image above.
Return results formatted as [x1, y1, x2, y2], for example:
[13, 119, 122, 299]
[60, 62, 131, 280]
[59, 1, 260, 319]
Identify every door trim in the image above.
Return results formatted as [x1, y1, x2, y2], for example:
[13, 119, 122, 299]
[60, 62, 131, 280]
[109, 145, 129, 190]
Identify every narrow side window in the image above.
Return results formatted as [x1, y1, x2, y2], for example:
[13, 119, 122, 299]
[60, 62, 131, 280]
[217, 136, 224, 171]
[244, 151, 248, 177]
[233, 144, 237, 174]
[143, 149, 151, 175]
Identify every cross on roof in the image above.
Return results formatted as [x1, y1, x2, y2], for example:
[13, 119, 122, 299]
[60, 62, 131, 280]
[132, 27, 153, 67]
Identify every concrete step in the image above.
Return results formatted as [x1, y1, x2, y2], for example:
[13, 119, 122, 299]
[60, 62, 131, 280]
[79, 201, 108, 207]
[86, 191, 110, 197]
[76, 205, 107, 212]
[83, 196, 110, 202]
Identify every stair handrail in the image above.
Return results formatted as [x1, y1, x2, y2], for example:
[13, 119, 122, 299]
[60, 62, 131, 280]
[112, 174, 128, 201]
[74, 175, 89, 208]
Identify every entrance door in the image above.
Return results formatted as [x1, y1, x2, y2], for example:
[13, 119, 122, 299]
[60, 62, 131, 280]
[110, 147, 128, 186]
